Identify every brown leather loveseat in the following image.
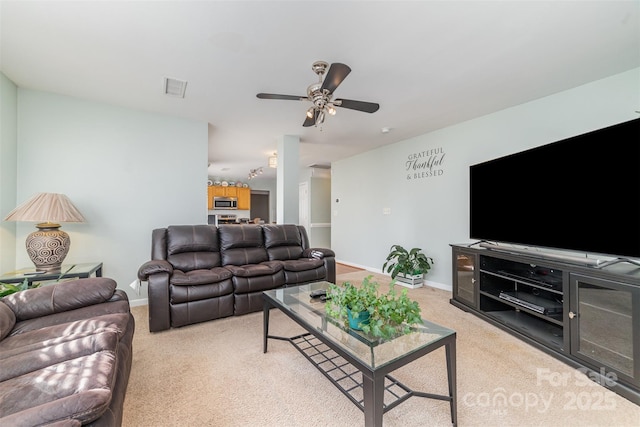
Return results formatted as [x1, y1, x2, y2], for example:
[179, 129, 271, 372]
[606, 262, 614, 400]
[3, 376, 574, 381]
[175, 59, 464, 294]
[0, 277, 134, 426]
[138, 224, 335, 332]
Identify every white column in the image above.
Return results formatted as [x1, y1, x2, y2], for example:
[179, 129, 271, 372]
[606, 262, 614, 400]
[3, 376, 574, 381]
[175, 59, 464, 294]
[276, 135, 299, 224]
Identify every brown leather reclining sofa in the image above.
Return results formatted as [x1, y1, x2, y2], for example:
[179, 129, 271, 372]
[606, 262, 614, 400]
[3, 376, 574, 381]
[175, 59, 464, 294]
[138, 224, 335, 332]
[0, 277, 134, 426]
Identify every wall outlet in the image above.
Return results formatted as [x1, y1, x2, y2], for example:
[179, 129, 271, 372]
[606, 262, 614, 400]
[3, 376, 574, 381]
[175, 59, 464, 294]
[383, 207, 391, 215]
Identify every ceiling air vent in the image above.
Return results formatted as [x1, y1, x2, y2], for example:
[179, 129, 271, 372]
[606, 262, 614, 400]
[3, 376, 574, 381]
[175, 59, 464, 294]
[163, 77, 187, 98]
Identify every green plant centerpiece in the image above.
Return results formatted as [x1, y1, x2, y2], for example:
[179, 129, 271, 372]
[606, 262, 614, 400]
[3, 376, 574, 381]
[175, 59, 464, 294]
[325, 275, 423, 339]
[382, 244, 434, 288]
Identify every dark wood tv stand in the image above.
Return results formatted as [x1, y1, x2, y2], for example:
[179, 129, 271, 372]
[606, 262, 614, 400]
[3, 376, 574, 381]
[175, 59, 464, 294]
[450, 243, 640, 405]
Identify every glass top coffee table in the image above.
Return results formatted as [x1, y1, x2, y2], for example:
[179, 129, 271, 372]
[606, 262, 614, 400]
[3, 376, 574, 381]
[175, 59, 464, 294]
[263, 281, 457, 427]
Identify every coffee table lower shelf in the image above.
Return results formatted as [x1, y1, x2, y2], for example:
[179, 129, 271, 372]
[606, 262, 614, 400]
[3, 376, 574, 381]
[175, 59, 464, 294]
[269, 332, 453, 416]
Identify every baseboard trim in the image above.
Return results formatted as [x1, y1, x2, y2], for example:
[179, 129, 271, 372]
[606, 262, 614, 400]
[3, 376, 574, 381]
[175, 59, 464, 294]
[335, 259, 452, 292]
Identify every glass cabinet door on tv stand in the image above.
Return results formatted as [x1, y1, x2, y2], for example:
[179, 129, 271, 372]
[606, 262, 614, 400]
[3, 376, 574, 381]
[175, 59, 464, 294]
[569, 273, 639, 389]
[452, 249, 478, 309]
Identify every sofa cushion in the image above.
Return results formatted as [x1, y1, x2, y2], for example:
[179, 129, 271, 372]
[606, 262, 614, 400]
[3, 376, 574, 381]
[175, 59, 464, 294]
[263, 224, 306, 261]
[0, 301, 16, 341]
[168, 252, 222, 272]
[0, 330, 119, 382]
[0, 351, 117, 425]
[281, 258, 324, 272]
[284, 267, 326, 285]
[267, 245, 304, 261]
[224, 261, 283, 278]
[2, 278, 117, 322]
[166, 225, 221, 271]
[263, 224, 302, 248]
[167, 225, 219, 254]
[170, 267, 232, 286]
[218, 224, 264, 250]
[170, 279, 234, 304]
[232, 270, 286, 295]
[0, 311, 131, 359]
[6, 294, 129, 337]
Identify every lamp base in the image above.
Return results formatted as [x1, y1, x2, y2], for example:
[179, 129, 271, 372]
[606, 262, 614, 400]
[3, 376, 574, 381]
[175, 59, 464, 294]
[25, 223, 70, 272]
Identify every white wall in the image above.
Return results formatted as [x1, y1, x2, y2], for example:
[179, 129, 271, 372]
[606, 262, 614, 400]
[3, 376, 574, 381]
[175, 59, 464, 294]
[0, 73, 18, 274]
[309, 176, 331, 248]
[12, 89, 208, 303]
[332, 68, 640, 290]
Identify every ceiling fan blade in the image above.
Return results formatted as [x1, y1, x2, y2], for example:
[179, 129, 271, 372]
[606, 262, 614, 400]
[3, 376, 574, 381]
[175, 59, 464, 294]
[334, 98, 380, 113]
[320, 63, 351, 94]
[257, 93, 305, 101]
[303, 114, 316, 127]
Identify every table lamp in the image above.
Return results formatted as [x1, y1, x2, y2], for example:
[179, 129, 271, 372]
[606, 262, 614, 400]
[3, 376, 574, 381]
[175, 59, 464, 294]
[3, 192, 86, 272]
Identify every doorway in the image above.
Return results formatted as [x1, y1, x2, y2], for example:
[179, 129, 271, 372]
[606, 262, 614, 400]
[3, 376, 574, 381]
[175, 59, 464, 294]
[250, 190, 270, 223]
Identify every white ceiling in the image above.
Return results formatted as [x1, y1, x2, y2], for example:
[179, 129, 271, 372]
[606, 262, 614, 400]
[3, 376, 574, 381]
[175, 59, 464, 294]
[1, 1, 638, 183]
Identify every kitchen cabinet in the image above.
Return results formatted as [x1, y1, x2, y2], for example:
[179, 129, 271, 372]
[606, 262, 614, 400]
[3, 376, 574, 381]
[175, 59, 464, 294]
[207, 187, 215, 209]
[207, 186, 250, 210]
[237, 187, 250, 210]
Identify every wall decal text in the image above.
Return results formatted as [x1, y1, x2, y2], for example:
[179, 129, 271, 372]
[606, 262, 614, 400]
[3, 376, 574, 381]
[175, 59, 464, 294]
[406, 147, 446, 180]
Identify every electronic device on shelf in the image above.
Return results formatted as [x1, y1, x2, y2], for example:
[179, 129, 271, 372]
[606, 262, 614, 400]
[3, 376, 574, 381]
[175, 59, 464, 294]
[498, 291, 563, 315]
[496, 269, 563, 291]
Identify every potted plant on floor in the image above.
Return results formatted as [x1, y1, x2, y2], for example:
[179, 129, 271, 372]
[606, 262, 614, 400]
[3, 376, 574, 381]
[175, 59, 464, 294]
[382, 244, 434, 289]
[326, 275, 423, 339]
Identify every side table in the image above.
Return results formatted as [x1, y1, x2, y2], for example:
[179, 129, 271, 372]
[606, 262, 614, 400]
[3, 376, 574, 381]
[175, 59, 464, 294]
[0, 262, 103, 286]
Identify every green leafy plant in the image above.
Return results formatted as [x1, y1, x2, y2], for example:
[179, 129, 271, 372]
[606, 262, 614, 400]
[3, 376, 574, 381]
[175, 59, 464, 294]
[382, 244, 434, 279]
[0, 278, 30, 298]
[326, 275, 423, 339]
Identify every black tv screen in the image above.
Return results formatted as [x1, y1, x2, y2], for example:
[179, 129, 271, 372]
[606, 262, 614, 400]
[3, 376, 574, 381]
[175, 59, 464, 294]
[470, 118, 640, 259]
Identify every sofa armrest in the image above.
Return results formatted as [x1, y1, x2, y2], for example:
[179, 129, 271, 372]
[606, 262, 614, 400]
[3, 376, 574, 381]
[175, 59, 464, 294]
[137, 260, 173, 281]
[1, 277, 118, 321]
[303, 248, 336, 259]
[301, 248, 336, 284]
[137, 261, 172, 332]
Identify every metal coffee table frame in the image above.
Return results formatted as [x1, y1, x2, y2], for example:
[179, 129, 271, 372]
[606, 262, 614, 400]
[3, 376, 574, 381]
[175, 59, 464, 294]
[263, 283, 457, 427]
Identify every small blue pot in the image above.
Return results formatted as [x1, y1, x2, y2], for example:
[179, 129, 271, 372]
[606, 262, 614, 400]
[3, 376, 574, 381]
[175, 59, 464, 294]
[347, 308, 370, 330]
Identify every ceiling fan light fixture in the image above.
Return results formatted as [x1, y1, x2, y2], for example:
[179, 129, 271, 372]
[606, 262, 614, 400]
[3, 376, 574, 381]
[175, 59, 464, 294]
[248, 167, 263, 180]
[256, 61, 379, 128]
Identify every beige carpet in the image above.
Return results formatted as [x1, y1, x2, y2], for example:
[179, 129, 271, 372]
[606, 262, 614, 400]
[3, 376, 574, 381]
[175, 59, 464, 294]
[122, 271, 640, 426]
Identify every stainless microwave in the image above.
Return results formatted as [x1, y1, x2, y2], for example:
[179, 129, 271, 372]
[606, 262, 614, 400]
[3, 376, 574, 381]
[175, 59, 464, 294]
[213, 196, 238, 210]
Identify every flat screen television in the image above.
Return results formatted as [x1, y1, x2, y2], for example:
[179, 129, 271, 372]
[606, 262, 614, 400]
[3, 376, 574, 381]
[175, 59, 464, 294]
[469, 118, 640, 259]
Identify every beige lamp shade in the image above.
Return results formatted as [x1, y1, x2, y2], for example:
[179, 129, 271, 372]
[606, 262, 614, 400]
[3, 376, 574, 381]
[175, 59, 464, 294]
[4, 192, 86, 224]
[4, 193, 86, 272]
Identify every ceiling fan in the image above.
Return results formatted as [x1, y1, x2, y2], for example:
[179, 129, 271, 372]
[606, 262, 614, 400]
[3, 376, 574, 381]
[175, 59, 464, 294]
[257, 61, 380, 127]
